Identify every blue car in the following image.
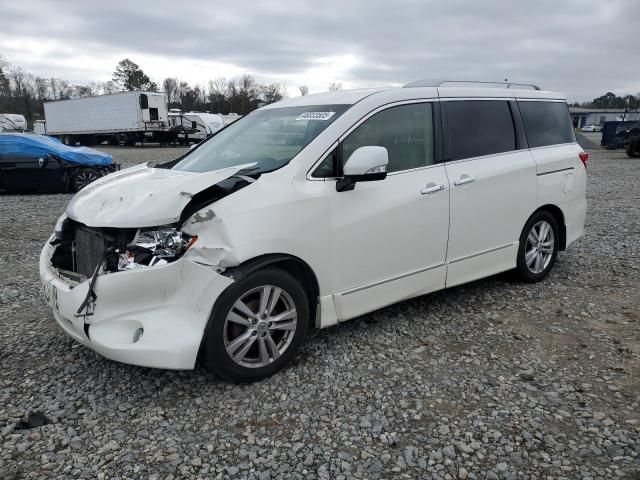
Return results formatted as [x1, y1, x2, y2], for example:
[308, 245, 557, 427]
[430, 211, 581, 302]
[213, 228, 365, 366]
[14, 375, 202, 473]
[0, 133, 119, 192]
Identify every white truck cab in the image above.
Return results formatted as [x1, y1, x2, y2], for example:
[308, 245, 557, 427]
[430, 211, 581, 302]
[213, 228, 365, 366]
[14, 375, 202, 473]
[40, 80, 587, 382]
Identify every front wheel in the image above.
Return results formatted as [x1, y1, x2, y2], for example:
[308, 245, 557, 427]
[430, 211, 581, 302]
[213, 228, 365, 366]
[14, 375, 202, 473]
[516, 211, 559, 282]
[72, 167, 100, 191]
[203, 268, 310, 383]
[626, 142, 640, 158]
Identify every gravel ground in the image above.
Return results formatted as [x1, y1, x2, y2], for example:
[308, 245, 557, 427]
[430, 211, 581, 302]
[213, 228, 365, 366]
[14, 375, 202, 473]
[1, 147, 638, 480]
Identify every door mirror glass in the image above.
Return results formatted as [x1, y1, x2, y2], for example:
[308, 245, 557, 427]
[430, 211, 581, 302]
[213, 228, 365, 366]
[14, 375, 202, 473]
[337, 146, 388, 192]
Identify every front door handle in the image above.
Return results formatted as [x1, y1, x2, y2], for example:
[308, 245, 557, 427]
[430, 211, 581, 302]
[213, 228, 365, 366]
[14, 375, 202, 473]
[421, 183, 446, 195]
[453, 175, 475, 186]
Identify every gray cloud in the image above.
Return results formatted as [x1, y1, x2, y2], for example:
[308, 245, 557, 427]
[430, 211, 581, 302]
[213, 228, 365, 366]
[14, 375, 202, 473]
[1, 0, 638, 101]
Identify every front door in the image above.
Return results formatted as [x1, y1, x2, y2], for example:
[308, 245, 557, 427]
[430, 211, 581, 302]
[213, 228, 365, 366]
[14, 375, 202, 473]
[0, 155, 63, 191]
[318, 102, 450, 320]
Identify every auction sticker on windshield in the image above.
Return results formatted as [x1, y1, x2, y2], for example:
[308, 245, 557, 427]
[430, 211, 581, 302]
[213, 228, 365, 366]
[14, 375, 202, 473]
[296, 112, 336, 121]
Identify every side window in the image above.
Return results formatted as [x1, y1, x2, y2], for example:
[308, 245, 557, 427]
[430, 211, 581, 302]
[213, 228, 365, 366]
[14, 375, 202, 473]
[313, 148, 338, 178]
[343, 103, 434, 173]
[445, 100, 516, 161]
[149, 108, 159, 121]
[312, 103, 434, 177]
[518, 101, 575, 148]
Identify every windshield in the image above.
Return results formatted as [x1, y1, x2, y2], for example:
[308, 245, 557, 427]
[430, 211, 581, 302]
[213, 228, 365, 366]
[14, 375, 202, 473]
[172, 104, 349, 173]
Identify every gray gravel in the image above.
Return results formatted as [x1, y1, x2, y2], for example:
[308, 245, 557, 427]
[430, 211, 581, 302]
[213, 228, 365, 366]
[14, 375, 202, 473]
[1, 147, 639, 479]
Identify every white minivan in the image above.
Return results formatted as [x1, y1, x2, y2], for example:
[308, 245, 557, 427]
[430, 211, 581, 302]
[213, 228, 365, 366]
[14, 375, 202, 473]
[40, 80, 587, 382]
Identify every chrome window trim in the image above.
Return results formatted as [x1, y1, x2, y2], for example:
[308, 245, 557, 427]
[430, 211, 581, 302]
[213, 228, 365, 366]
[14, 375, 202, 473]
[528, 142, 579, 151]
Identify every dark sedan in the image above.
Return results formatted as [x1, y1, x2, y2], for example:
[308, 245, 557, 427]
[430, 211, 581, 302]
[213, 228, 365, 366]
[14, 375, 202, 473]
[0, 133, 119, 193]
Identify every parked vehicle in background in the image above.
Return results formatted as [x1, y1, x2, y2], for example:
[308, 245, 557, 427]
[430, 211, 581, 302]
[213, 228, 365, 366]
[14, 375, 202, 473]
[614, 121, 640, 158]
[581, 124, 602, 132]
[0, 114, 28, 132]
[43, 91, 175, 146]
[0, 133, 118, 192]
[40, 80, 586, 382]
[168, 112, 226, 144]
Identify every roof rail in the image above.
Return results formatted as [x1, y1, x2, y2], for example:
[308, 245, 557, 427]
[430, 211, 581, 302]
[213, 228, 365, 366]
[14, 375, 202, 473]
[404, 79, 541, 91]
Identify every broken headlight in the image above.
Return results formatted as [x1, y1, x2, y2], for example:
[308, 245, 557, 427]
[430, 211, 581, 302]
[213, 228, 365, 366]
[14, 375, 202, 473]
[118, 227, 196, 270]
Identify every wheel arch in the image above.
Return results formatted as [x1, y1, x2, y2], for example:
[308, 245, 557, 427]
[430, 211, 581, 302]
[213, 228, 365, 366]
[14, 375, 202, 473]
[531, 204, 566, 251]
[225, 254, 320, 317]
[196, 253, 321, 366]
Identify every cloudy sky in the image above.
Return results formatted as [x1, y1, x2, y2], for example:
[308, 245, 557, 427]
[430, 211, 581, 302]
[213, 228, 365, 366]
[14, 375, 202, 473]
[1, 0, 638, 102]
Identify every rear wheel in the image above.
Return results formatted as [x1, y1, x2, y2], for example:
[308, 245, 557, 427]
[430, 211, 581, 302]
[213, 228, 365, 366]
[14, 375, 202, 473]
[626, 142, 640, 158]
[516, 211, 559, 282]
[72, 167, 100, 191]
[204, 268, 309, 383]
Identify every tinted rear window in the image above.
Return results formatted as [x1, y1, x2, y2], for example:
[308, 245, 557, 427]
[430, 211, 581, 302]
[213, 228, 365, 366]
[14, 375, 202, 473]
[518, 101, 575, 148]
[445, 100, 516, 161]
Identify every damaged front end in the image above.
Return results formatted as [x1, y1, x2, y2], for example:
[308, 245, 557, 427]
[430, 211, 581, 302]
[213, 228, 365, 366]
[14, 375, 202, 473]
[51, 217, 196, 279]
[51, 171, 255, 281]
[40, 164, 258, 369]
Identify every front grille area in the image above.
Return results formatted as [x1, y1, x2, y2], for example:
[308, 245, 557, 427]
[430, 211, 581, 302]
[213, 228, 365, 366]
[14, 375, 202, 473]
[75, 226, 109, 277]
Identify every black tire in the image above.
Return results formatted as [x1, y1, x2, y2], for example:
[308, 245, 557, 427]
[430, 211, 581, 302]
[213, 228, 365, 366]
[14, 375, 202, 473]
[516, 210, 559, 283]
[72, 167, 100, 192]
[203, 268, 310, 383]
[626, 142, 640, 158]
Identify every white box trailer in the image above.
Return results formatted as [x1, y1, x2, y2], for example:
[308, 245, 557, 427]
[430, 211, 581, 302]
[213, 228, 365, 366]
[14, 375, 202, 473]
[43, 91, 175, 146]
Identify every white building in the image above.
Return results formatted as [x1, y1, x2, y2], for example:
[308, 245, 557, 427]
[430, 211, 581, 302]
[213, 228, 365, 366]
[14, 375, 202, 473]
[569, 107, 640, 128]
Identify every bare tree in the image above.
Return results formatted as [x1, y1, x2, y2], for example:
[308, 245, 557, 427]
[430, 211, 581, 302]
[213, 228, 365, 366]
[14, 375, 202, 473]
[298, 85, 309, 96]
[237, 75, 260, 114]
[49, 78, 59, 100]
[261, 83, 288, 104]
[207, 77, 228, 113]
[328, 82, 342, 92]
[10, 67, 26, 97]
[102, 80, 119, 95]
[34, 77, 49, 100]
[0, 56, 9, 96]
[162, 77, 178, 105]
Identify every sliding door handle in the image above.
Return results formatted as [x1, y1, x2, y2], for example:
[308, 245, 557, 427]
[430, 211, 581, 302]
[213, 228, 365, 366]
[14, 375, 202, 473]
[421, 183, 445, 195]
[453, 175, 475, 186]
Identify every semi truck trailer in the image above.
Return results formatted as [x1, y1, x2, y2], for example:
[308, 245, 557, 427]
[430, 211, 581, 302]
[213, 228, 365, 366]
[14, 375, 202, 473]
[43, 91, 176, 146]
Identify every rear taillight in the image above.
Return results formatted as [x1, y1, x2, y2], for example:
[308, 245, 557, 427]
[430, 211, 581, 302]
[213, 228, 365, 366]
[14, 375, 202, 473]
[579, 152, 588, 168]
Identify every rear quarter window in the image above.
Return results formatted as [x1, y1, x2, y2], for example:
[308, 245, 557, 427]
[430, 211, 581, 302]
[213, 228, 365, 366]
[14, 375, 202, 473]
[518, 101, 575, 148]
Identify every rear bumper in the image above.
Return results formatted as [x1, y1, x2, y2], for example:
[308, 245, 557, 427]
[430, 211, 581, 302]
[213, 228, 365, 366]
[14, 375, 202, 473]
[39, 235, 233, 369]
[564, 196, 587, 249]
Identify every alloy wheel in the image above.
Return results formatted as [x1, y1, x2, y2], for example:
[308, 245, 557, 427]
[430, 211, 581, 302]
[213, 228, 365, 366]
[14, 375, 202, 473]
[75, 170, 99, 190]
[525, 220, 555, 274]
[223, 285, 298, 368]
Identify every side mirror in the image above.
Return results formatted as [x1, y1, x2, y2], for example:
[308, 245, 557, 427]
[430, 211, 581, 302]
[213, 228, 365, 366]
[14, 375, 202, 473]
[336, 146, 388, 192]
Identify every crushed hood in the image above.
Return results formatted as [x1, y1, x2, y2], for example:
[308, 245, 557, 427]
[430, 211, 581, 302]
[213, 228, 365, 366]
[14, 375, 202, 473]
[66, 162, 256, 228]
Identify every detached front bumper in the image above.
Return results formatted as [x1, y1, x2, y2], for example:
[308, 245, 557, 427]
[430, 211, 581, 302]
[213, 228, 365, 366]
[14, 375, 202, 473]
[39, 235, 233, 369]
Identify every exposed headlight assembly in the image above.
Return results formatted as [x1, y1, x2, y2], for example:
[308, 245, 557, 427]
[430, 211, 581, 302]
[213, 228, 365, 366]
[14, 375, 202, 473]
[118, 227, 197, 270]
